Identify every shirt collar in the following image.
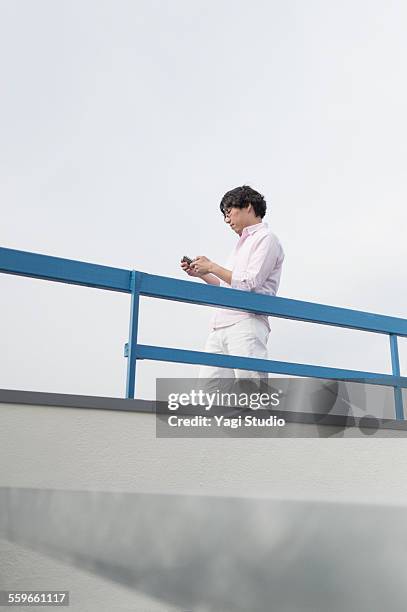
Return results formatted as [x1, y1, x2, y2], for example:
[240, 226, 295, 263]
[241, 221, 267, 237]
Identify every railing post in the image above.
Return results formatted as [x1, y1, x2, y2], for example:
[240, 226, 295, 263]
[389, 334, 404, 420]
[125, 271, 141, 399]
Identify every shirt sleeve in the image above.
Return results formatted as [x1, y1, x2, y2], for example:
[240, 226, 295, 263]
[231, 234, 282, 293]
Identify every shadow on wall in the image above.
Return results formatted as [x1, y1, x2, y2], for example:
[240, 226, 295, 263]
[0, 487, 406, 612]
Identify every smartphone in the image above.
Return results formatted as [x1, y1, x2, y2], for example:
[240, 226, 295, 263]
[182, 256, 193, 265]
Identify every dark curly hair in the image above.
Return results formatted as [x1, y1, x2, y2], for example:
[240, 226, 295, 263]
[219, 185, 267, 219]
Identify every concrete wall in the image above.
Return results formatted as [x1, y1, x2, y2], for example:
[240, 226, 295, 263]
[2, 395, 407, 612]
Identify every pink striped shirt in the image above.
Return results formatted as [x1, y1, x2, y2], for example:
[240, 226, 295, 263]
[211, 222, 284, 330]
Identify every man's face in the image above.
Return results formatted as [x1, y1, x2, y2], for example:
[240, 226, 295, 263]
[224, 206, 251, 235]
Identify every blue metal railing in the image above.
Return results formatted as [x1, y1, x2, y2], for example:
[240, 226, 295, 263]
[1, 246, 406, 419]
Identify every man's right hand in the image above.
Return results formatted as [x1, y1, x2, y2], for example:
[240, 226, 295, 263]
[180, 259, 203, 277]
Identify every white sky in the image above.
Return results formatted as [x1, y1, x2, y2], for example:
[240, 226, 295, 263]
[1, 0, 406, 400]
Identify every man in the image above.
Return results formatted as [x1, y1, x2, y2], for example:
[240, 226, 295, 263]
[180, 185, 284, 384]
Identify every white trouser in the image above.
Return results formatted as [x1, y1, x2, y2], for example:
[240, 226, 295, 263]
[198, 317, 270, 381]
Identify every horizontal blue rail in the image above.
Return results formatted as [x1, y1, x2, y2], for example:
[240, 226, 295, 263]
[0, 246, 405, 419]
[2, 247, 407, 336]
[136, 344, 407, 388]
[0, 247, 132, 292]
[138, 273, 407, 337]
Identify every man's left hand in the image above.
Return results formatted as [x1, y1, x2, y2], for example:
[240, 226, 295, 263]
[191, 256, 213, 275]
